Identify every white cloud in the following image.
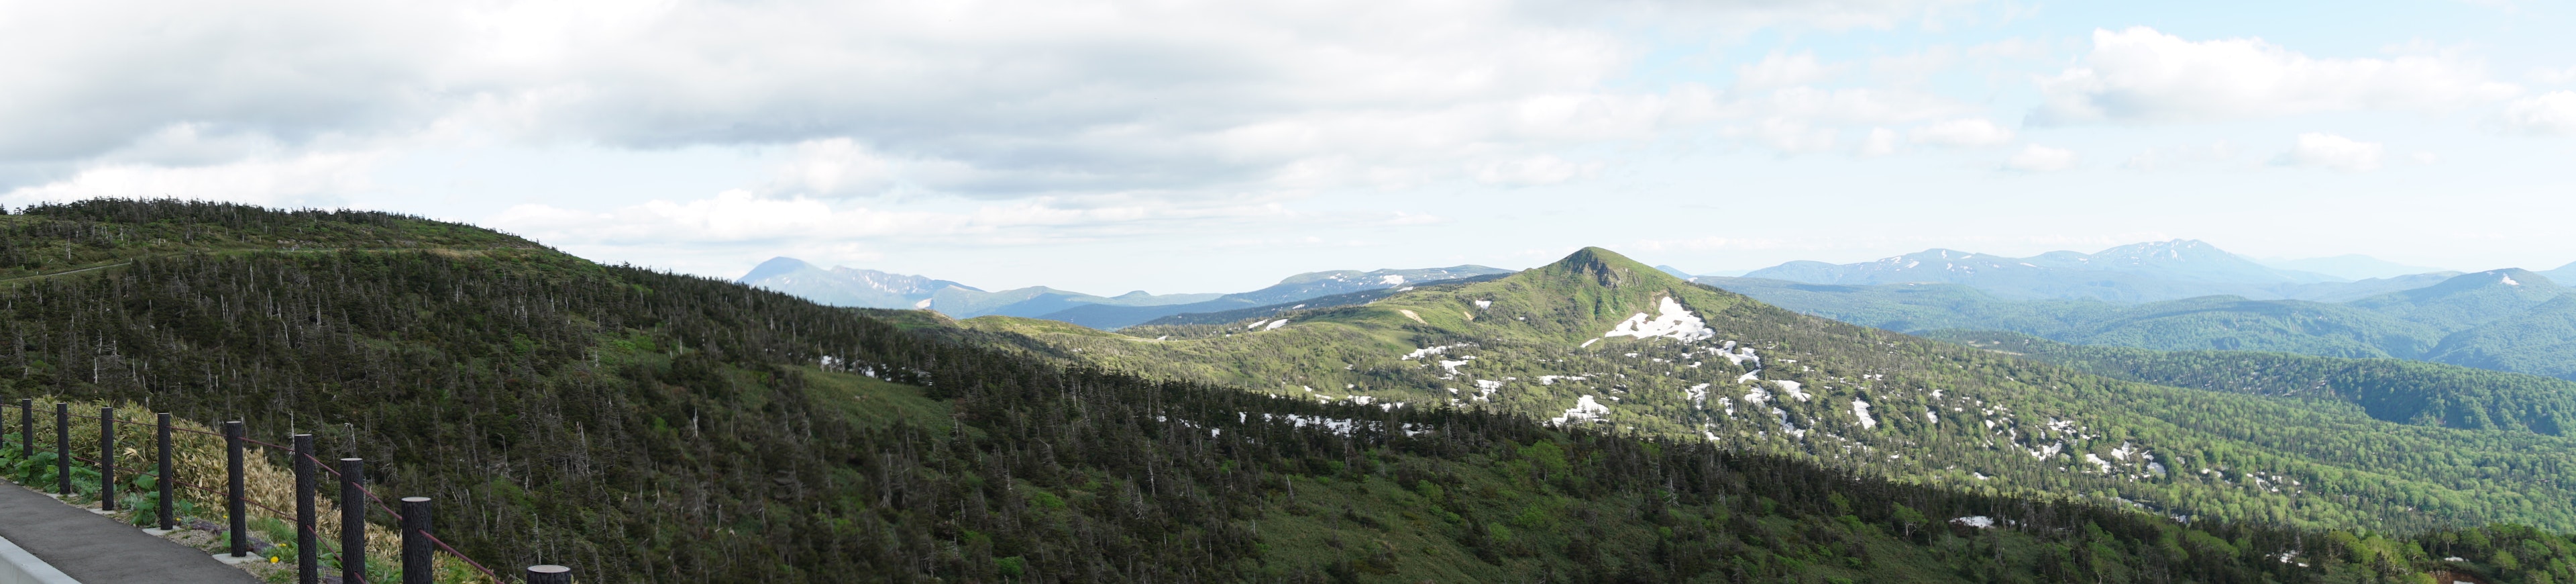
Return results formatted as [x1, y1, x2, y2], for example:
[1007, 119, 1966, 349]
[2035, 27, 2520, 124]
[1856, 128, 1901, 157]
[490, 189, 1291, 249]
[1474, 154, 1600, 187]
[2002, 146, 2076, 172]
[1909, 118, 2015, 147]
[2527, 66, 2576, 85]
[2277, 133, 2383, 172]
[0, 0, 1985, 204]
[1735, 51, 1844, 91]
[1, 152, 382, 208]
[1744, 119, 1841, 154]
[2122, 142, 2241, 171]
[2503, 91, 2576, 136]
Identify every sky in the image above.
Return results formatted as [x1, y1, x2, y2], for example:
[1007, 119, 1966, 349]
[4, 0, 2573, 295]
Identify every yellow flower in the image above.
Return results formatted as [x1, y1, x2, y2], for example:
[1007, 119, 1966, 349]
[268, 557, 278, 563]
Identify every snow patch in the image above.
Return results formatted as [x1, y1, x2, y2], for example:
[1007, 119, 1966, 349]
[1473, 299, 1492, 309]
[1244, 320, 1271, 330]
[1380, 275, 1407, 285]
[1952, 516, 1994, 529]
[1264, 320, 1289, 331]
[1400, 345, 1456, 360]
[2504, 274, 2522, 286]
[1551, 395, 1612, 426]
[1600, 297, 1715, 342]
[1774, 380, 1810, 401]
[912, 299, 933, 309]
[1771, 407, 1805, 438]
[1685, 383, 1711, 408]
[1850, 399, 1876, 430]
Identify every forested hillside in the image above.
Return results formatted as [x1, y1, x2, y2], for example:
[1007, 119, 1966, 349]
[16, 199, 2576, 583]
[1929, 330, 2576, 435]
[1702, 272, 2576, 381]
[952, 248, 2576, 536]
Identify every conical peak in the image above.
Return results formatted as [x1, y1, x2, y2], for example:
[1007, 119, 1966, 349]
[1545, 247, 1672, 288]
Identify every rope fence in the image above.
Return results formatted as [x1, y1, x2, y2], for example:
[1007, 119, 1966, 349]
[0, 399, 557, 583]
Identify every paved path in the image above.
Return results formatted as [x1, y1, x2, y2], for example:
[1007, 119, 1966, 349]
[0, 483, 260, 583]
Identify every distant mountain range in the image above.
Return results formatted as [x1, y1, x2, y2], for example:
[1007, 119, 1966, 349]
[737, 257, 1509, 327]
[1739, 240, 2357, 302]
[945, 246, 2576, 532]
[1697, 267, 2576, 379]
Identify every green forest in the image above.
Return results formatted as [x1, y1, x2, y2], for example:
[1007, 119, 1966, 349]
[1, 199, 2573, 582]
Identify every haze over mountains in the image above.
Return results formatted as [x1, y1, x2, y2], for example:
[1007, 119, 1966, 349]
[738, 256, 1509, 328]
[1739, 240, 2418, 303]
[741, 239, 2576, 385]
[1666, 241, 2576, 381]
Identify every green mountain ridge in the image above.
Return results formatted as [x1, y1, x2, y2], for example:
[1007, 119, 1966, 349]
[1701, 271, 2576, 381]
[24, 202, 2576, 581]
[948, 246, 2576, 536]
[1926, 330, 2576, 435]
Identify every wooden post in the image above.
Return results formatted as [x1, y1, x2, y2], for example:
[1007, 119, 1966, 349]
[340, 458, 365, 584]
[294, 434, 317, 584]
[54, 403, 68, 496]
[526, 565, 572, 584]
[226, 421, 247, 558]
[98, 407, 113, 511]
[156, 413, 173, 530]
[400, 497, 431, 584]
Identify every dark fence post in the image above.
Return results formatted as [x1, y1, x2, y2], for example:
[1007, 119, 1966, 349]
[400, 497, 431, 584]
[294, 434, 317, 584]
[156, 413, 173, 530]
[98, 407, 113, 511]
[225, 420, 247, 558]
[17, 398, 30, 458]
[526, 565, 572, 584]
[54, 403, 68, 496]
[341, 458, 365, 584]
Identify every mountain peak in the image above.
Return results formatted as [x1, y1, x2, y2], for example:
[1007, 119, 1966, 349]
[1546, 247, 1668, 287]
[738, 256, 818, 283]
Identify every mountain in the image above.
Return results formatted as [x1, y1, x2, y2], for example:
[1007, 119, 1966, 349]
[2259, 254, 2451, 280]
[2427, 294, 2576, 381]
[2344, 269, 2569, 332]
[31, 200, 2576, 581]
[737, 256, 1224, 317]
[1703, 268, 2576, 378]
[2546, 260, 2576, 283]
[2062, 295, 2448, 358]
[2276, 271, 2464, 303]
[1034, 265, 1511, 329]
[1741, 240, 2347, 302]
[1695, 277, 2440, 358]
[951, 246, 2576, 533]
[735, 256, 981, 308]
[1929, 330, 2576, 434]
[8, 199, 2443, 582]
[738, 257, 1505, 326]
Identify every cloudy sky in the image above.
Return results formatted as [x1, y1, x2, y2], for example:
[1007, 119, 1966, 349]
[5, 0, 2572, 293]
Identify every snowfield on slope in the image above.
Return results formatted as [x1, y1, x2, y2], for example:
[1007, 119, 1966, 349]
[1600, 297, 1716, 342]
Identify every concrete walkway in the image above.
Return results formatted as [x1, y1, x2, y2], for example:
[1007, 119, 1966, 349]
[0, 483, 260, 583]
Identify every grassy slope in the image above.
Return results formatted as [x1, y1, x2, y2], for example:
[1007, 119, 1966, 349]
[953, 247, 2576, 534]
